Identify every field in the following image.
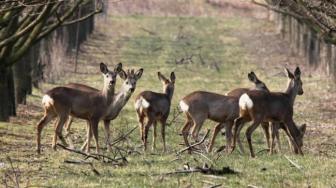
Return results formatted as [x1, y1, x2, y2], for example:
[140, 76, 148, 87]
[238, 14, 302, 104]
[1, 1, 336, 187]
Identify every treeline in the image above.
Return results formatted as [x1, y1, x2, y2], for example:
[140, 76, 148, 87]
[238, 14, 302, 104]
[271, 12, 336, 77]
[0, 0, 104, 121]
[256, 0, 336, 80]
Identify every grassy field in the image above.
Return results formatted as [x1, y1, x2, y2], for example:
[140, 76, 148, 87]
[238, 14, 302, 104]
[1, 2, 336, 187]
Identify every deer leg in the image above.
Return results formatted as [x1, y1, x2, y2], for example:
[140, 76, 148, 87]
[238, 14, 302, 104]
[36, 113, 55, 154]
[82, 121, 92, 153]
[104, 120, 112, 152]
[245, 119, 262, 158]
[52, 115, 68, 151]
[90, 119, 100, 154]
[269, 122, 276, 155]
[152, 121, 157, 151]
[261, 122, 270, 150]
[160, 118, 167, 153]
[208, 122, 225, 153]
[231, 117, 246, 153]
[136, 111, 145, 143]
[190, 114, 206, 141]
[64, 116, 74, 149]
[181, 118, 193, 153]
[143, 119, 153, 151]
[274, 123, 282, 152]
[224, 121, 234, 153]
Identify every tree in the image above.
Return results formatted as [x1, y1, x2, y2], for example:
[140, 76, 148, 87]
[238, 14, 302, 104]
[0, 0, 103, 121]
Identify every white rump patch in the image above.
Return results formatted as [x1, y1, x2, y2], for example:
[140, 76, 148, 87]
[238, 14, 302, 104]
[134, 97, 150, 110]
[42, 95, 54, 108]
[179, 100, 189, 112]
[239, 93, 253, 110]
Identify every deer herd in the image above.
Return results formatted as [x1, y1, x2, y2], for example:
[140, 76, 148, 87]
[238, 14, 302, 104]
[36, 62, 306, 158]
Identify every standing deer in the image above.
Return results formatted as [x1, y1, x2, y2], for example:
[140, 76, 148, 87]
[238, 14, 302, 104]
[180, 72, 269, 153]
[232, 67, 306, 157]
[135, 72, 176, 152]
[64, 68, 143, 151]
[36, 63, 122, 154]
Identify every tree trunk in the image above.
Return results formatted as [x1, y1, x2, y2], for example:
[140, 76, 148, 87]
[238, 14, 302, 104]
[13, 52, 31, 105]
[0, 66, 16, 121]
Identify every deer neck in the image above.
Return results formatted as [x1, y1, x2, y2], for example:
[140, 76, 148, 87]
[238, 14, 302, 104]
[285, 80, 297, 107]
[105, 88, 132, 120]
[164, 86, 174, 102]
[101, 84, 114, 106]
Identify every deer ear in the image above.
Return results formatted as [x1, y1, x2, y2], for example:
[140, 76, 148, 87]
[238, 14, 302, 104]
[294, 67, 301, 77]
[114, 62, 122, 73]
[248, 71, 257, 83]
[284, 68, 294, 79]
[118, 69, 127, 80]
[135, 68, 143, 80]
[170, 72, 176, 83]
[158, 72, 168, 83]
[100, 62, 108, 74]
[300, 124, 306, 134]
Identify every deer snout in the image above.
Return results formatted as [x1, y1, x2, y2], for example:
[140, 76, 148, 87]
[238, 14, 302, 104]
[110, 80, 116, 85]
[130, 87, 135, 92]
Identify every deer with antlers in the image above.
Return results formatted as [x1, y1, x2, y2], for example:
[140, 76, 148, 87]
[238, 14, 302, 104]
[63, 68, 143, 151]
[232, 67, 306, 157]
[36, 63, 122, 154]
[135, 72, 176, 152]
[180, 72, 270, 153]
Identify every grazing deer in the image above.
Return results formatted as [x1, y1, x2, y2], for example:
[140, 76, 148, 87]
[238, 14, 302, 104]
[180, 72, 269, 153]
[64, 68, 143, 151]
[36, 63, 122, 154]
[135, 72, 176, 152]
[232, 67, 306, 157]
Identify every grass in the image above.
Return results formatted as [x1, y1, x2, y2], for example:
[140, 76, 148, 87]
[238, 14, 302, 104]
[1, 4, 336, 188]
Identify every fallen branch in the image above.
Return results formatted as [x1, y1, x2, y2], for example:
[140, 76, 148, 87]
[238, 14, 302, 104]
[176, 129, 210, 155]
[57, 143, 99, 160]
[157, 164, 237, 176]
[57, 144, 125, 164]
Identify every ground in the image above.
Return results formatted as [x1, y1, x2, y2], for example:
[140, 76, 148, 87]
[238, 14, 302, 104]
[1, 1, 336, 187]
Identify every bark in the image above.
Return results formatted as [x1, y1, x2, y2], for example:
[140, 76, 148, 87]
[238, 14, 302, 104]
[0, 66, 16, 121]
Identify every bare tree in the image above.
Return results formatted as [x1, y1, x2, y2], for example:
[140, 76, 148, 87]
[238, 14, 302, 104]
[0, 0, 103, 121]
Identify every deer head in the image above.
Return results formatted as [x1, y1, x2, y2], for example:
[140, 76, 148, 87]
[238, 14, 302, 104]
[285, 67, 303, 95]
[118, 68, 144, 93]
[248, 71, 269, 92]
[158, 72, 176, 100]
[293, 123, 307, 154]
[100, 62, 122, 90]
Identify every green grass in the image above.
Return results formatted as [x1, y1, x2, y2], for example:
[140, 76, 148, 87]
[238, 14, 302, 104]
[1, 9, 336, 188]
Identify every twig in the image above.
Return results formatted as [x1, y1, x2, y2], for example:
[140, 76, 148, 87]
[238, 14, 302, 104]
[176, 129, 210, 155]
[284, 155, 303, 171]
[193, 151, 214, 165]
[110, 126, 138, 147]
[209, 184, 222, 188]
[57, 143, 100, 160]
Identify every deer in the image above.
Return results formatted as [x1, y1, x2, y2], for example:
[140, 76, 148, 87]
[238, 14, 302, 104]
[231, 67, 306, 158]
[227, 72, 291, 153]
[180, 72, 270, 153]
[134, 72, 175, 152]
[63, 68, 143, 151]
[36, 62, 122, 154]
